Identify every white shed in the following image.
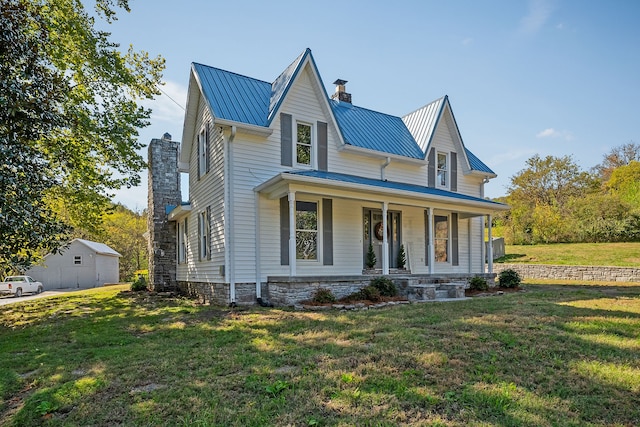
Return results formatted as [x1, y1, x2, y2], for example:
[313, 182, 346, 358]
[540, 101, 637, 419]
[27, 239, 121, 290]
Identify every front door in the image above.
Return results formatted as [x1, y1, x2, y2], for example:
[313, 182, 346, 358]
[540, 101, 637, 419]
[363, 209, 401, 269]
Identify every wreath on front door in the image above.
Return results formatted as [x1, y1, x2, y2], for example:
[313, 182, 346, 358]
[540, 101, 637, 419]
[374, 222, 389, 241]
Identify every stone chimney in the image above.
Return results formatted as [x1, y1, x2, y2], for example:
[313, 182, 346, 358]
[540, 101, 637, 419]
[331, 79, 351, 103]
[147, 133, 181, 292]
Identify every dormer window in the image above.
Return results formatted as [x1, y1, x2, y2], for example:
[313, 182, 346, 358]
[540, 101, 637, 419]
[437, 152, 448, 188]
[296, 122, 312, 166]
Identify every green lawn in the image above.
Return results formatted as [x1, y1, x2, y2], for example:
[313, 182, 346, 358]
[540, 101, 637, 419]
[498, 242, 640, 267]
[1, 284, 640, 426]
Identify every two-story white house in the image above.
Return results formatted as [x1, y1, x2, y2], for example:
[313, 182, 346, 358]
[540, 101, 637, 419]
[148, 48, 508, 306]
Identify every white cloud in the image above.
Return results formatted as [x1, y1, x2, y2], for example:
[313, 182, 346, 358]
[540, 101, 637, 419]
[519, 0, 554, 35]
[461, 37, 474, 46]
[536, 128, 574, 140]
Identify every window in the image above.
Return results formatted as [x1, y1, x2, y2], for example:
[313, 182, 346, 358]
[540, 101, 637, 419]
[198, 211, 208, 260]
[178, 219, 187, 263]
[198, 126, 208, 177]
[296, 122, 312, 166]
[296, 201, 318, 260]
[434, 215, 449, 262]
[74, 255, 82, 265]
[437, 152, 448, 187]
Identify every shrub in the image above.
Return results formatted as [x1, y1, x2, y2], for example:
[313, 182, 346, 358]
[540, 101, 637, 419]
[130, 275, 147, 292]
[312, 288, 336, 304]
[359, 285, 381, 302]
[396, 244, 406, 269]
[468, 276, 488, 291]
[498, 269, 522, 288]
[370, 276, 397, 297]
[365, 243, 377, 269]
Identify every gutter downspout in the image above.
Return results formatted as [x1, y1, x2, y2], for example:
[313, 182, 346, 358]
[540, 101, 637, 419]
[226, 125, 237, 305]
[254, 189, 261, 299]
[381, 157, 391, 181]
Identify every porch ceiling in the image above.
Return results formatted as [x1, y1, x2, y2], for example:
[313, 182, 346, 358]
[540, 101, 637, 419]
[255, 170, 509, 215]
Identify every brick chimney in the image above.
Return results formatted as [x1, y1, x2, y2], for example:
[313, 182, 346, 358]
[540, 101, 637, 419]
[331, 79, 351, 103]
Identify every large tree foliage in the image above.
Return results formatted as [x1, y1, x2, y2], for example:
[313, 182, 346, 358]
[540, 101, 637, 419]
[0, 0, 70, 274]
[0, 0, 163, 273]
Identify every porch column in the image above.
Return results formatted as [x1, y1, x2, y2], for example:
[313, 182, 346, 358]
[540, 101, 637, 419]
[487, 214, 493, 274]
[382, 201, 389, 275]
[288, 191, 296, 276]
[427, 207, 434, 273]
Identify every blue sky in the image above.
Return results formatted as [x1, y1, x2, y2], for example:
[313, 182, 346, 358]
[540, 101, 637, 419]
[103, 0, 640, 210]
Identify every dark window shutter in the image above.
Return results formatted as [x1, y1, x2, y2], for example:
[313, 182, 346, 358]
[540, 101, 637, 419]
[317, 121, 328, 171]
[280, 197, 289, 265]
[281, 113, 292, 167]
[450, 151, 457, 192]
[451, 213, 459, 266]
[206, 122, 211, 173]
[197, 213, 202, 261]
[424, 210, 429, 266]
[322, 198, 333, 265]
[427, 148, 435, 188]
[206, 206, 212, 260]
[197, 132, 201, 179]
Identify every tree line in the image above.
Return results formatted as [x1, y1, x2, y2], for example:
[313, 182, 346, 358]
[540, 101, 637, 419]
[494, 142, 640, 244]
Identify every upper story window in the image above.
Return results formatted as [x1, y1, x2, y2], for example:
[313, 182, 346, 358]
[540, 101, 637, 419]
[296, 122, 312, 166]
[296, 200, 318, 260]
[437, 152, 448, 188]
[74, 255, 82, 265]
[198, 126, 209, 177]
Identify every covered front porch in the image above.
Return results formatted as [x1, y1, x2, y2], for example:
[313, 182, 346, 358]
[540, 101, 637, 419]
[254, 170, 506, 280]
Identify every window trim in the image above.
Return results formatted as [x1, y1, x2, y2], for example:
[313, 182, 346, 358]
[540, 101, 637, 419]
[295, 198, 321, 262]
[436, 151, 448, 189]
[197, 125, 208, 178]
[73, 255, 82, 266]
[178, 219, 187, 264]
[198, 211, 209, 261]
[295, 121, 314, 168]
[433, 214, 450, 264]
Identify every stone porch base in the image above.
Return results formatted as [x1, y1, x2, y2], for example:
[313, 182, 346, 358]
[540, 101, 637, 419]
[178, 273, 497, 307]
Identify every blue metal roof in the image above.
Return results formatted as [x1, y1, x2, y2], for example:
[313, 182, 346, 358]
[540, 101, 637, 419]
[330, 100, 425, 159]
[286, 170, 506, 207]
[193, 62, 271, 126]
[465, 148, 495, 175]
[192, 50, 494, 174]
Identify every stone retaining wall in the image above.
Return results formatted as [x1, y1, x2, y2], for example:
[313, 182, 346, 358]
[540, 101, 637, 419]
[493, 264, 640, 282]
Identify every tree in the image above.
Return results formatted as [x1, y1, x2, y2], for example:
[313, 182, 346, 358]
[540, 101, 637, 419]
[606, 161, 640, 209]
[593, 142, 640, 182]
[505, 155, 597, 244]
[0, 0, 164, 272]
[0, 0, 71, 274]
[100, 204, 147, 281]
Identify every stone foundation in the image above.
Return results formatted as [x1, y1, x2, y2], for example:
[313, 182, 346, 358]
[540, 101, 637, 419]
[177, 281, 268, 306]
[493, 264, 640, 282]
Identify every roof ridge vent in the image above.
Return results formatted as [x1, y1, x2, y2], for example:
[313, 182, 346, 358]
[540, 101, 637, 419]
[331, 79, 351, 103]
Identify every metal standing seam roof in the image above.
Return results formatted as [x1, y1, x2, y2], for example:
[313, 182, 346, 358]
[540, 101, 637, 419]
[192, 49, 494, 174]
[76, 239, 121, 257]
[286, 170, 506, 207]
[330, 100, 425, 159]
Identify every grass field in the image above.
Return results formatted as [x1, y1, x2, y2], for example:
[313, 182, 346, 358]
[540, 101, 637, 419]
[1, 283, 639, 426]
[498, 242, 640, 267]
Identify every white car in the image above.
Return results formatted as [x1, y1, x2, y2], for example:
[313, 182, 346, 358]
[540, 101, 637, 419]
[0, 276, 44, 297]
